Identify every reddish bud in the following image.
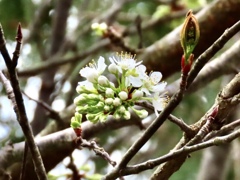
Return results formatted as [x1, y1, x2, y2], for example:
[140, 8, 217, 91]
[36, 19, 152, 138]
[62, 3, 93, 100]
[74, 127, 82, 137]
[16, 23, 22, 42]
[209, 105, 219, 120]
[181, 54, 194, 75]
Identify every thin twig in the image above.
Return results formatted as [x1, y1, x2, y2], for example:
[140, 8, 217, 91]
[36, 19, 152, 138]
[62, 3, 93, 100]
[118, 127, 240, 176]
[22, 91, 64, 123]
[0, 24, 47, 180]
[76, 137, 116, 167]
[135, 101, 194, 136]
[135, 15, 143, 49]
[168, 114, 194, 136]
[20, 141, 28, 180]
[204, 118, 240, 141]
[66, 156, 80, 180]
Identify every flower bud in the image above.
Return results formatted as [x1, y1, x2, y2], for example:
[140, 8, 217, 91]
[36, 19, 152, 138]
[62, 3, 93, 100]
[123, 111, 131, 120]
[70, 119, 81, 129]
[137, 109, 148, 118]
[70, 113, 82, 128]
[104, 105, 111, 111]
[113, 97, 121, 106]
[108, 63, 119, 74]
[132, 90, 143, 99]
[74, 94, 87, 105]
[118, 105, 126, 113]
[106, 88, 114, 98]
[119, 91, 128, 100]
[180, 10, 200, 59]
[86, 113, 99, 123]
[98, 75, 109, 86]
[76, 85, 97, 94]
[105, 98, 113, 105]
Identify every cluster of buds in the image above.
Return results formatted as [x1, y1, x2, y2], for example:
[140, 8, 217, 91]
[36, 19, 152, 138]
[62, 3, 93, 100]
[91, 22, 108, 36]
[71, 53, 167, 128]
[180, 10, 200, 75]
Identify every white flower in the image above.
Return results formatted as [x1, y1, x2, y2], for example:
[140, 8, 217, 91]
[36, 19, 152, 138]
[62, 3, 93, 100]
[152, 92, 167, 116]
[109, 53, 142, 73]
[80, 56, 107, 83]
[128, 64, 147, 87]
[140, 71, 167, 95]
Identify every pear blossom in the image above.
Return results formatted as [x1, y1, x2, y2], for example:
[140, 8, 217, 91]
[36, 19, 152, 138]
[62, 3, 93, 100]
[152, 92, 168, 116]
[128, 64, 147, 87]
[109, 53, 142, 73]
[71, 53, 168, 128]
[80, 56, 107, 83]
[140, 71, 167, 95]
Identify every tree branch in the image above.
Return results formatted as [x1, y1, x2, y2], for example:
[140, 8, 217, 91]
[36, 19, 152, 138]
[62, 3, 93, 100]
[119, 127, 240, 176]
[0, 24, 47, 180]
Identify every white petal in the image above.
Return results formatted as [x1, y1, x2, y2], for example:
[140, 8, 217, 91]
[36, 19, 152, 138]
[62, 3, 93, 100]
[78, 80, 94, 89]
[80, 67, 93, 78]
[128, 76, 143, 87]
[97, 56, 107, 73]
[151, 82, 167, 92]
[150, 72, 162, 84]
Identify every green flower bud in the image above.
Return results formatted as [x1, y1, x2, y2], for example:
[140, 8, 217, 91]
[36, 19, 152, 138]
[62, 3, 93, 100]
[118, 105, 126, 113]
[132, 108, 148, 118]
[86, 113, 99, 123]
[113, 112, 121, 119]
[180, 10, 200, 60]
[76, 85, 98, 94]
[123, 111, 131, 120]
[74, 94, 88, 105]
[74, 112, 82, 123]
[70, 116, 82, 128]
[76, 105, 88, 114]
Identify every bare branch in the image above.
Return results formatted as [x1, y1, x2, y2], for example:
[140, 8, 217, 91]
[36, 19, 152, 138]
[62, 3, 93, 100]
[119, 127, 240, 176]
[76, 137, 116, 167]
[0, 24, 47, 180]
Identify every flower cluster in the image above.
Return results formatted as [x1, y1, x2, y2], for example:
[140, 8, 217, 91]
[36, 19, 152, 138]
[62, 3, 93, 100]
[71, 53, 167, 128]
